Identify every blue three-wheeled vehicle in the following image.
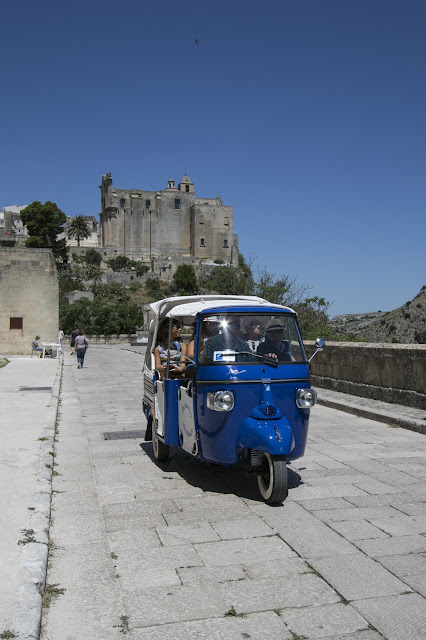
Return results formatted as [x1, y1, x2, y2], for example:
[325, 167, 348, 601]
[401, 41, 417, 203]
[143, 295, 324, 504]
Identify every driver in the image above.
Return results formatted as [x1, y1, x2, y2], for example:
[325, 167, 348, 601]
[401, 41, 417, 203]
[257, 318, 295, 362]
[203, 316, 250, 362]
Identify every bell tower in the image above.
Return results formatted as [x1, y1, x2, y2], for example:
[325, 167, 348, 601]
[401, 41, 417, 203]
[178, 173, 194, 193]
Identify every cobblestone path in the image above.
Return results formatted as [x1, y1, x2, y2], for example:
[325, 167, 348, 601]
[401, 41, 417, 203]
[41, 346, 426, 640]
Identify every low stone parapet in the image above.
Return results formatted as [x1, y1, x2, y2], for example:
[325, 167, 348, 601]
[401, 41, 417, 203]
[306, 341, 426, 410]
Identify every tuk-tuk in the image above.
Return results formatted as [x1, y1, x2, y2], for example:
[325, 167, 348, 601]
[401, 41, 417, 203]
[142, 295, 324, 504]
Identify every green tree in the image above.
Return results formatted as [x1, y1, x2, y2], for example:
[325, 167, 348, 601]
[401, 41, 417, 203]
[200, 253, 254, 296]
[67, 216, 91, 246]
[20, 201, 67, 261]
[106, 255, 135, 271]
[254, 268, 310, 307]
[84, 248, 103, 266]
[294, 297, 336, 340]
[145, 277, 163, 300]
[91, 282, 130, 302]
[173, 265, 198, 294]
[135, 262, 150, 277]
[59, 289, 143, 336]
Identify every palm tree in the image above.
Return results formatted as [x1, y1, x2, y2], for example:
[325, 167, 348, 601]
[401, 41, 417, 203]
[67, 216, 91, 246]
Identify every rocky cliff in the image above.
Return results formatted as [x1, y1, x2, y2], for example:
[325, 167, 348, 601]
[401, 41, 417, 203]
[330, 286, 426, 344]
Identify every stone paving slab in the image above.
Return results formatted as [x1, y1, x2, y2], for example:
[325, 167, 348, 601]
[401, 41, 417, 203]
[376, 553, 426, 577]
[122, 582, 229, 627]
[210, 515, 275, 540]
[193, 535, 296, 566]
[352, 593, 426, 640]
[327, 518, 390, 541]
[219, 572, 341, 613]
[354, 534, 426, 557]
[280, 602, 369, 638]
[155, 521, 221, 546]
[126, 610, 290, 640]
[308, 551, 410, 600]
[177, 563, 246, 586]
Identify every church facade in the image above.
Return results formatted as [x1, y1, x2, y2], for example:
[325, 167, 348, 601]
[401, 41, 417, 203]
[99, 173, 238, 267]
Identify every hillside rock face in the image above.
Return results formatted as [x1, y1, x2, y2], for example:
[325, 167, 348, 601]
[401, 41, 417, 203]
[330, 286, 426, 344]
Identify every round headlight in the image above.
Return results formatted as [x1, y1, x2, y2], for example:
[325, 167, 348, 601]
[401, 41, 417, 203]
[296, 388, 316, 408]
[215, 391, 234, 411]
[207, 391, 234, 412]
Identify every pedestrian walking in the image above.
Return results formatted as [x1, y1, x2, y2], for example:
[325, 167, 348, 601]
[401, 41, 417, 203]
[70, 327, 78, 355]
[58, 328, 64, 353]
[74, 329, 89, 368]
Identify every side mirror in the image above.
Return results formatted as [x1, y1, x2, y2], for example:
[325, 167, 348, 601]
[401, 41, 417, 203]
[309, 338, 325, 362]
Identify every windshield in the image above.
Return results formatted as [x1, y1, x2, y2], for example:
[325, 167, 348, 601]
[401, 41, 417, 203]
[197, 313, 307, 364]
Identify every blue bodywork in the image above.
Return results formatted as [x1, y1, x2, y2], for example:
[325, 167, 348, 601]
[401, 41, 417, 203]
[143, 305, 313, 466]
[194, 363, 310, 464]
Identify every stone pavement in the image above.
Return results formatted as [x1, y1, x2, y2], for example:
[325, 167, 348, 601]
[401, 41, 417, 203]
[317, 388, 426, 434]
[3, 345, 426, 639]
[0, 355, 61, 639]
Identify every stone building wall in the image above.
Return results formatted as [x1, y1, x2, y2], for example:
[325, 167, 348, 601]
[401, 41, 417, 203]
[99, 173, 237, 266]
[0, 248, 58, 355]
[307, 341, 426, 410]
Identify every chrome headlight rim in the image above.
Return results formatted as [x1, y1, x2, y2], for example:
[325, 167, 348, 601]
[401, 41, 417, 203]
[296, 388, 317, 408]
[207, 390, 235, 412]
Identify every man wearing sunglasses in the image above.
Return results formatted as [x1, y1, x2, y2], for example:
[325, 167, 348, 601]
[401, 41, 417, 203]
[257, 318, 295, 362]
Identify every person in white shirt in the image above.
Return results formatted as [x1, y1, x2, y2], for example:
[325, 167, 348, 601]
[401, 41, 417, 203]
[58, 328, 64, 353]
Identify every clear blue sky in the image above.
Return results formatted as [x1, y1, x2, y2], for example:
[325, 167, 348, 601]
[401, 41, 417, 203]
[1, 0, 425, 317]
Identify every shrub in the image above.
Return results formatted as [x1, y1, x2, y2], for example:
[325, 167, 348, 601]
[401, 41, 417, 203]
[414, 330, 426, 344]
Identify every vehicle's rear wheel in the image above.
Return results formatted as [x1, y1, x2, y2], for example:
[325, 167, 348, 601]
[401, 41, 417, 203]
[257, 453, 288, 504]
[153, 418, 169, 461]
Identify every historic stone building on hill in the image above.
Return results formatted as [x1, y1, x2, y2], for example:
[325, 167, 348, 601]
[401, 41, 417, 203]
[99, 173, 238, 268]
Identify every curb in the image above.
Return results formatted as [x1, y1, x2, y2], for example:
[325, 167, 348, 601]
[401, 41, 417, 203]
[317, 396, 426, 435]
[13, 357, 63, 640]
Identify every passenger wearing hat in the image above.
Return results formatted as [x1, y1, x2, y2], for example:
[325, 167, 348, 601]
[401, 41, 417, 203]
[256, 318, 295, 362]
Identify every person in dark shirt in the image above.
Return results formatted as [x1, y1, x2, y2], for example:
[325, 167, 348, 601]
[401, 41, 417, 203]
[243, 317, 263, 353]
[203, 317, 250, 362]
[257, 318, 295, 362]
[70, 327, 79, 355]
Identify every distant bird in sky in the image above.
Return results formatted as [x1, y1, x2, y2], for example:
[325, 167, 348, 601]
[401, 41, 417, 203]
[195, 38, 199, 45]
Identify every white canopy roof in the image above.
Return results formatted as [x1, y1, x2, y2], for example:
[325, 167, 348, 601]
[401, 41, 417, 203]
[149, 295, 295, 319]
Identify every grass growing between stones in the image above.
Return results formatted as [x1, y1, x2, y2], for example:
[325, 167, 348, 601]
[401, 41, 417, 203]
[0, 631, 16, 639]
[113, 615, 129, 634]
[224, 607, 247, 618]
[42, 584, 66, 609]
[0, 358, 9, 369]
[17, 529, 37, 545]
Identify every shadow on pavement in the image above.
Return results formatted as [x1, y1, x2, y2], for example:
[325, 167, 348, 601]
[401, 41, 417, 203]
[139, 441, 302, 503]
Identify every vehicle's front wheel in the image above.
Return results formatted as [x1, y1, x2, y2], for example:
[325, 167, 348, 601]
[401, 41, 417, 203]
[153, 419, 169, 461]
[257, 453, 288, 504]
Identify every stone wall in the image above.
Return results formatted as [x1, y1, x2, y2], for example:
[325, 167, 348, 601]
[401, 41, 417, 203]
[307, 342, 426, 410]
[0, 248, 59, 355]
